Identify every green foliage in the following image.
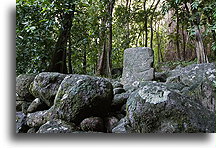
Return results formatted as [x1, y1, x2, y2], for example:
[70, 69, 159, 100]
[16, 0, 216, 76]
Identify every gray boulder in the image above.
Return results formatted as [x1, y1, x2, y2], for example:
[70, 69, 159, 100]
[80, 117, 104, 132]
[16, 74, 36, 101]
[104, 116, 119, 133]
[112, 117, 131, 133]
[27, 127, 38, 133]
[126, 82, 215, 133]
[111, 92, 130, 111]
[112, 81, 123, 88]
[16, 112, 29, 133]
[165, 63, 215, 113]
[27, 98, 49, 113]
[52, 75, 113, 124]
[113, 88, 126, 95]
[16, 101, 31, 114]
[26, 109, 52, 128]
[37, 119, 77, 133]
[121, 47, 154, 85]
[30, 72, 66, 107]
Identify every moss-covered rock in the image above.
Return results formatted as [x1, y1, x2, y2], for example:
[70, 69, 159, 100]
[52, 75, 113, 125]
[126, 82, 215, 133]
[27, 98, 49, 113]
[37, 119, 77, 133]
[26, 109, 52, 128]
[16, 74, 36, 101]
[30, 72, 66, 107]
[164, 63, 215, 115]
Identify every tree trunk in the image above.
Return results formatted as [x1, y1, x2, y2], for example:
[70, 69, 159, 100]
[150, 0, 160, 49]
[195, 26, 209, 63]
[182, 25, 186, 61]
[68, 32, 73, 74]
[176, 7, 181, 60]
[144, 0, 148, 47]
[184, 2, 208, 63]
[97, 0, 115, 77]
[49, 5, 75, 73]
[126, 0, 131, 47]
[83, 47, 87, 74]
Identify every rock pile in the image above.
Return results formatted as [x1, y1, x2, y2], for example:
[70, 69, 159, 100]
[16, 48, 215, 133]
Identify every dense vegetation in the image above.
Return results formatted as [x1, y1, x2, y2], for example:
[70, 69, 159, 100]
[16, 0, 216, 77]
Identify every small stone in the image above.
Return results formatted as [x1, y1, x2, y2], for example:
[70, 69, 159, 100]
[112, 81, 123, 88]
[104, 116, 119, 133]
[27, 98, 49, 113]
[37, 119, 77, 133]
[80, 117, 104, 132]
[113, 88, 126, 95]
[16, 112, 29, 133]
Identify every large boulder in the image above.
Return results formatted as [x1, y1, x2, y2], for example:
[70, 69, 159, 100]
[30, 72, 66, 107]
[16, 74, 36, 101]
[121, 47, 154, 85]
[126, 82, 215, 133]
[52, 75, 113, 124]
[165, 63, 215, 113]
[37, 119, 77, 133]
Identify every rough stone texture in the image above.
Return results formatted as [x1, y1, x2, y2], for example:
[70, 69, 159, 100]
[165, 63, 215, 112]
[16, 101, 24, 112]
[113, 88, 126, 95]
[112, 118, 131, 133]
[37, 119, 77, 133]
[121, 47, 154, 85]
[126, 82, 215, 133]
[111, 92, 130, 111]
[16, 74, 36, 101]
[30, 72, 66, 107]
[27, 127, 39, 133]
[52, 75, 113, 124]
[104, 116, 119, 133]
[26, 109, 52, 128]
[27, 98, 49, 113]
[16, 112, 29, 133]
[112, 81, 123, 88]
[16, 101, 31, 114]
[80, 117, 104, 132]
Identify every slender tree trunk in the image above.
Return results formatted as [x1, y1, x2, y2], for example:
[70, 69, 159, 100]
[144, 0, 148, 47]
[195, 26, 209, 63]
[97, 0, 115, 77]
[126, 0, 131, 47]
[83, 47, 87, 74]
[68, 32, 73, 74]
[182, 25, 186, 61]
[176, 7, 181, 60]
[49, 5, 75, 73]
[184, 2, 208, 63]
[150, 0, 160, 49]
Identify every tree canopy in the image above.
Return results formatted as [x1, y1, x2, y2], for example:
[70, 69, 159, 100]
[16, 0, 216, 76]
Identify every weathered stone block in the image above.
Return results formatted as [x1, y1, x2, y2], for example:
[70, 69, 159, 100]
[121, 47, 154, 85]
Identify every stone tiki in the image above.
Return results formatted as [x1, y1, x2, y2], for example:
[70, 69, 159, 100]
[121, 47, 154, 85]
